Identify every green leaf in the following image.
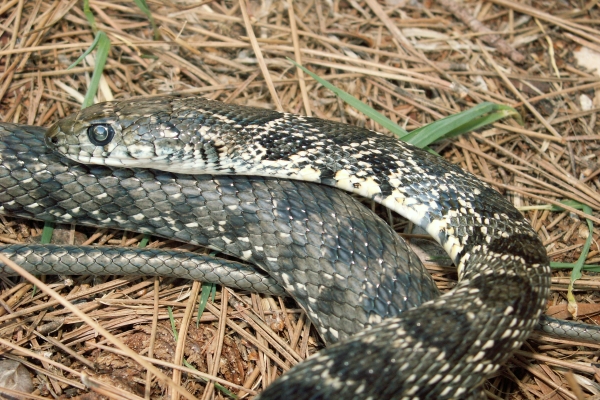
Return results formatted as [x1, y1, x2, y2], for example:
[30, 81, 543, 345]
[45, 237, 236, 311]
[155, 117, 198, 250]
[40, 222, 55, 244]
[551, 262, 600, 271]
[564, 201, 594, 315]
[67, 32, 105, 70]
[168, 306, 178, 341]
[403, 103, 522, 148]
[133, 0, 159, 40]
[138, 233, 151, 248]
[82, 0, 97, 33]
[287, 58, 409, 138]
[196, 282, 215, 327]
[82, 32, 111, 109]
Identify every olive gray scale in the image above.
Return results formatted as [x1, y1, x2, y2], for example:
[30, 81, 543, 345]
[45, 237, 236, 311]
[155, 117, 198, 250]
[0, 244, 287, 296]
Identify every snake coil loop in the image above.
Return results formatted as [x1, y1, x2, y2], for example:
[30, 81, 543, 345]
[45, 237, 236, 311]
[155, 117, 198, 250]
[2, 94, 556, 399]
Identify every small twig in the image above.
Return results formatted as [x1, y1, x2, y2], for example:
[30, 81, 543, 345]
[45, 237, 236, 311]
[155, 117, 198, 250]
[238, 0, 283, 111]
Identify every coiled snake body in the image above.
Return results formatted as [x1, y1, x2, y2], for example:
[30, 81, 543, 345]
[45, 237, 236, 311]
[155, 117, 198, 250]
[1, 96, 553, 398]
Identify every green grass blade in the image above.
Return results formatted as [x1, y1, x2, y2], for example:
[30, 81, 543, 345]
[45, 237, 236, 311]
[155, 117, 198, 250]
[133, 0, 159, 40]
[550, 200, 596, 314]
[196, 282, 215, 327]
[82, 0, 97, 33]
[67, 33, 103, 70]
[40, 222, 55, 244]
[403, 103, 522, 148]
[551, 262, 600, 271]
[138, 233, 151, 248]
[288, 58, 408, 138]
[82, 32, 111, 109]
[168, 306, 178, 341]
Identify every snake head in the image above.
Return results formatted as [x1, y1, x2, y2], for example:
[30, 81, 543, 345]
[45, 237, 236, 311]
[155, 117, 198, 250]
[44, 97, 186, 168]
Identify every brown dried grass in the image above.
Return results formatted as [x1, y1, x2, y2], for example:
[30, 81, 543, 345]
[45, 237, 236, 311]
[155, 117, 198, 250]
[1, 0, 600, 398]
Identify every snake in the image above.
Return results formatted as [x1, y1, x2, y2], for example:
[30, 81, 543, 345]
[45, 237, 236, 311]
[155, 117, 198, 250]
[0, 96, 596, 398]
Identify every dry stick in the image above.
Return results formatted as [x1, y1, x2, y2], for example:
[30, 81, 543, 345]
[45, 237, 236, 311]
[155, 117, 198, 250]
[235, 304, 303, 364]
[144, 278, 160, 399]
[1, 0, 73, 102]
[172, 281, 201, 400]
[540, 107, 600, 127]
[517, 134, 600, 208]
[564, 32, 600, 54]
[499, 368, 538, 400]
[304, 58, 453, 91]
[173, 74, 367, 96]
[152, 14, 247, 46]
[0, 278, 140, 323]
[276, 297, 296, 348]
[204, 301, 292, 371]
[471, 134, 600, 208]
[492, 123, 563, 143]
[0, 386, 51, 400]
[0, 337, 90, 390]
[549, 278, 600, 290]
[143, 0, 422, 64]
[286, 0, 311, 117]
[2, 351, 83, 391]
[534, 158, 600, 209]
[455, 139, 600, 210]
[256, 23, 421, 63]
[262, 45, 436, 81]
[223, 69, 261, 103]
[489, 0, 600, 45]
[155, 48, 220, 87]
[249, 293, 269, 389]
[369, 79, 447, 119]
[0, 254, 197, 400]
[0, 0, 19, 15]
[511, 357, 578, 400]
[201, 287, 229, 400]
[564, 371, 587, 400]
[238, 0, 283, 111]
[449, 70, 587, 82]
[479, 179, 600, 225]
[0, 0, 23, 103]
[32, 330, 95, 370]
[477, 39, 562, 138]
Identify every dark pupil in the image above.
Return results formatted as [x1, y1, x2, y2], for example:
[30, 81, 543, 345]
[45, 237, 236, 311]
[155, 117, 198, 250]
[87, 124, 114, 146]
[93, 126, 109, 141]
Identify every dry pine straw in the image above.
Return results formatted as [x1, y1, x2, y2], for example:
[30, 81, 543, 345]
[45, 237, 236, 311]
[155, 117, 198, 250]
[0, 0, 599, 398]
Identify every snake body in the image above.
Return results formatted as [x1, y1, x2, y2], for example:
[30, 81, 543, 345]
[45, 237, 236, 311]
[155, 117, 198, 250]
[1, 94, 552, 399]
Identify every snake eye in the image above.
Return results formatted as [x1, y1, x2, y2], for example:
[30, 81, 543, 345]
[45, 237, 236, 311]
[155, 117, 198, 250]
[87, 124, 115, 146]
